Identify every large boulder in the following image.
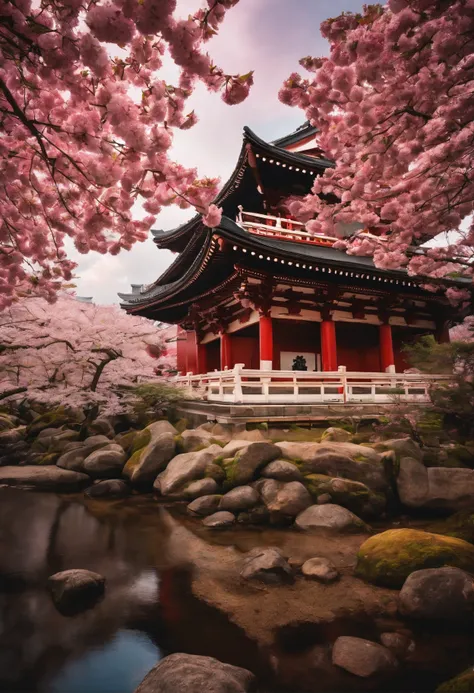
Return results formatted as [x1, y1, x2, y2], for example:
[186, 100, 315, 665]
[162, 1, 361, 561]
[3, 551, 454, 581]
[219, 486, 259, 512]
[202, 511, 236, 529]
[261, 459, 304, 482]
[134, 653, 256, 693]
[356, 529, 474, 588]
[398, 567, 474, 622]
[0, 426, 26, 447]
[179, 428, 224, 452]
[0, 465, 90, 491]
[259, 479, 312, 518]
[374, 437, 423, 461]
[240, 547, 294, 584]
[33, 428, 79, 453]
[304, 474, 385, 518]
[332, 636, 397, 677]
[277, 441, 387, 492]
[295, 504, 368, 533]
[397, 457, 474, 511]
[82, 444, 126, 478]
[85, 479, 131, 499]
[57, 435, 111, 472]
[302, 557, 339, 583]
[185, 477, 219, 499]
[154, 445, 222, 498]
[222, 442, 280, 487]
[321, 427, 352, 442]
[187, 495, 223, 517]
[48, 569, 105, 615]
[122, 426, 176, 487]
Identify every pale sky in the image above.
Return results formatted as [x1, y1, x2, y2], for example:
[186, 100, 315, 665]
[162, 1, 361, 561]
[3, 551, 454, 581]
[73, 0, 366, 304]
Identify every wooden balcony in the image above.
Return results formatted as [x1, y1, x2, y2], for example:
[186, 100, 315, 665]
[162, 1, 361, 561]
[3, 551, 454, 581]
[237, 210, 387, 247]
[175, 365, 450, 405]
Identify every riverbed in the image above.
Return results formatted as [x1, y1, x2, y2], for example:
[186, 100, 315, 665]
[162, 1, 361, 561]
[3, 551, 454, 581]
[0, 488, 471, 693]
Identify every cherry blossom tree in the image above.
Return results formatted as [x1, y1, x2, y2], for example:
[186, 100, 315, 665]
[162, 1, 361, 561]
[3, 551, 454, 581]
[0, 0, 252, 308]
[0, 294, 175, 412]
[279, 0, 474, 298]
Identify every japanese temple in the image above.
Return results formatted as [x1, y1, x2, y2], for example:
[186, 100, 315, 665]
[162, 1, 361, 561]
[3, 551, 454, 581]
[120, 123, 465, 407]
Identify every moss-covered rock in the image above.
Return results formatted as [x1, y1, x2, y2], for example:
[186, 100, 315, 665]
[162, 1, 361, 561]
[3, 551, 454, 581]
[122, 422, 175, 487]
[114, 430, 139, 454]
[427, 511, 474, 545]
[303, 473, 385, 518]
[26, 407, 81, 438]
[356, 529, 474, 588]
[436, 668, 474, 692]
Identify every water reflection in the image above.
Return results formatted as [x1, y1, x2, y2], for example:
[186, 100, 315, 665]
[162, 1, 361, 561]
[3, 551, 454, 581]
[0, 488, 273, 693]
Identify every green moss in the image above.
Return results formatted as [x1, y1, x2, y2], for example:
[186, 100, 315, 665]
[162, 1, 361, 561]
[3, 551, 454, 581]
[174, 418, 188, 434]
[221, 457, 239, 490]
[27, 406, 79, 438]
[436, 669, 474, 692]
[445, 445, 474, 469]
[38, 452, 60, 465]
[303, 473, 333, 500]
[114, 430, 137, 454]
[174, 434, 185, 454]
[210, 438, 226, 447]
[131, 428, 151, 454]
[356, 529, 474, 588]
[123, 448, 144, 476]
[428, 512, 474, 545]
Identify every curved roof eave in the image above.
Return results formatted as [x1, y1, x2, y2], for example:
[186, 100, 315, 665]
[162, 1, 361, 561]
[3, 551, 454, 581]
[243, 126, 334, 169]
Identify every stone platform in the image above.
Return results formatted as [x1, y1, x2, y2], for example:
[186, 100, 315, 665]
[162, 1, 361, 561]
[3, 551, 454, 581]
[176, 400, 394, 427]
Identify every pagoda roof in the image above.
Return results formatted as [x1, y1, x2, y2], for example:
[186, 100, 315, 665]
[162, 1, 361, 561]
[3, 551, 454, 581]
[271, 121, 319, 148]
[120, 216, 463, 322]
[151, 126, 334, 253]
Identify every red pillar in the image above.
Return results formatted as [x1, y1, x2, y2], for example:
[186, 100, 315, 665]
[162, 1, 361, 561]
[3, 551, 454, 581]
[321, 320, 337, 371]
[379, 323, 395, 372]
[197, 343, 207, 374]
[259, 315, 273, 370]
[220, 332, 232, 370]
[185, 330, 198, 375]
[176, 326, 187, 375]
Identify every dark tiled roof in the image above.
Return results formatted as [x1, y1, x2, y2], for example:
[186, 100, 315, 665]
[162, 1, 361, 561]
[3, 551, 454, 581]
[271, 121, 319, 148]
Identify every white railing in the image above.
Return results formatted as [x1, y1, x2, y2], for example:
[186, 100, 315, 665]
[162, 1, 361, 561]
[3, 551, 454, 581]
[175, 365, 451, 405]
[237, 210, 337, 246]
[236, 209, 389, 247]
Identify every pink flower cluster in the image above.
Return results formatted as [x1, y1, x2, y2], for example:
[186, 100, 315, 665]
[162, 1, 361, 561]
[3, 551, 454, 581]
[279, 1, 474, 286]
[0, 0, 252, 308]
[0, 295, 173, 413]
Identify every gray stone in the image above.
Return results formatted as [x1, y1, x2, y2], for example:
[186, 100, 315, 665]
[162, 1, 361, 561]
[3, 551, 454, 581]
[321, 427, 352, 442]
[82, 444, 126, 478]
[48, 569, 105, 615]
[34, 428, 79, 453]
[134, 653, 256, 693]
[332, 636, 398, 677]
[317, 493, 332, 504]
[261, 459, 304, 482]
[380, 632, 414, 658]
[376, 437, 422, 461]
[295, 504, 368, 533]
[187, 495, 222, 517]
[202, 511, 235, 529]
[397, 457, 474, 510]
[89, 417, 115, 438]
[277, 441, 386, 491]
[146, 420, 178, 436]
[0, 465, 89, 491]
[57, 435, 111, 472]
[0, 426, 26, 447]
[229, 442, 281, 486]
[185, 477, 218, 499]
[398, 567, 474, 622]
[219, 486, 259, 512]
[220, 440, 253, 458]
[180, 428, 215, 452]
[259, 479, 312, 517]
[240, 547, 293, 584]
[122, 431, 175, 486]
[84, 479, 130, 498]
[301, 557, 339, 583]
[234, 429, 267, 442]
[155, 445, 222, 497]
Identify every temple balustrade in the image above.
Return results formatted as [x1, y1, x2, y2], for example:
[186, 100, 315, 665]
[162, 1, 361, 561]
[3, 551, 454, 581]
[175, 365, 451, 405]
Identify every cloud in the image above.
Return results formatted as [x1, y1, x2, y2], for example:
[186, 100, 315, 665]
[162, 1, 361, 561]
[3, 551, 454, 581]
[73, 0, 366, 305]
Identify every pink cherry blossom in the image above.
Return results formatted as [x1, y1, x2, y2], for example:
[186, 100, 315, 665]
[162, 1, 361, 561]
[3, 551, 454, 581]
[0, 295, 176, 413]
[202, 204, 223, 228]
[0, 0, 252, 309]
[280, 1, 474, 287]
